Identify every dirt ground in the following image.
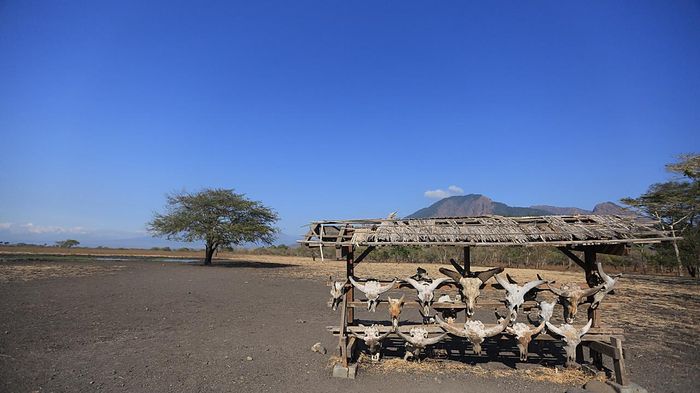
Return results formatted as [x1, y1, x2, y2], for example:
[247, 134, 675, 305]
[0, 254, 698, 393]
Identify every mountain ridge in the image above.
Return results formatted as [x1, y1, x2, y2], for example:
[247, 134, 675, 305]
[406, 194, 634, 219]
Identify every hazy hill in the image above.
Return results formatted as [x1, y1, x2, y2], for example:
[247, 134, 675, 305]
[407, 194, 634, 219]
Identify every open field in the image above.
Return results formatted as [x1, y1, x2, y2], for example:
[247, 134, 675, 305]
[1, 253, 698, 392]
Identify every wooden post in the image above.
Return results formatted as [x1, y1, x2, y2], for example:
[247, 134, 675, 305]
[346, 246, 355, 325]
[463, 246, 471, 275]
[584, 248, 601, 328]
[338, 295, 348, 367]
[611, 337, 629, 386]
[463, 246, 471, 323]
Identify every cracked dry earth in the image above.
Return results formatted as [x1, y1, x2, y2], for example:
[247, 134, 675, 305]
[0, 256, 698, 393]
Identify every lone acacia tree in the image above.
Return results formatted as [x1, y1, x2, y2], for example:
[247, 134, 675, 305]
[148, 188, 278, 265]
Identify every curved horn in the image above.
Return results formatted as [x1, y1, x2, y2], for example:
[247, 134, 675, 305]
[404, 277, 422, 291]
[449, 258, 466, 277]
[520, 279, 547, 295]
[506, 273, 519, 285]
[544, 282, 567, 297]
[399, 294, 405, 304]
[484, 316, 509, 337]
[579, 319, 593, 337]
[476, 267, 504, 283]
[395, 329, 412, 343]
[494, 273, 515, 292]
[434, 315, 467, 337]
[439, 267, 463, 282]
[377, 329, 392, 341]
[579, 284, 605, 299]
[596, 262, 613, 284]
[545, 321, 564, 337]
[423, 332, 448, 346]
[377, 278, 397, 294]
[348, 276, 367, 293]
[427, 277, 450, 292]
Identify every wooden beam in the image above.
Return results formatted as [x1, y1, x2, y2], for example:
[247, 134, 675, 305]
[557, 247, 586, 269]
[571, 243, 629, 256]
[353, 246, 375, 265]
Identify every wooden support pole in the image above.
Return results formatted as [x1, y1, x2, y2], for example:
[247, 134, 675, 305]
[463, 246, 471, 275]
[345, 246, 355, 325]
[338, 295, 348, 367]
[584, 248, 601, 328]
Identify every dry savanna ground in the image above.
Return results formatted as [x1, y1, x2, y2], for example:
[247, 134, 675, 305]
[0, 250, 698, 392]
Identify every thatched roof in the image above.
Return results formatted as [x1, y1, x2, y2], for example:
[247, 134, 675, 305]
[300, 215, 676, 249]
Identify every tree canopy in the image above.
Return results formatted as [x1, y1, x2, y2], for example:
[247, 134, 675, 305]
[148, 188, 278, 265]
[55, 239, 80, 248]
[622, 153, 699, 276]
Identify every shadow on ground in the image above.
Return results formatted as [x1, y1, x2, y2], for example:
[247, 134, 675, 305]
[209, 260, 295, 269]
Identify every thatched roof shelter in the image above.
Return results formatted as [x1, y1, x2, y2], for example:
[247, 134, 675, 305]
[300, 215, 676, 254]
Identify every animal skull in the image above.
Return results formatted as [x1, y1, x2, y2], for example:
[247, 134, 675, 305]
[387, 294, 405, 329]
[351, 324, 391, 361]
[545, 281, 604, 323]
[349, 277, 397, 312]
[439, 259, 503, 317]
[396, 327, 447, 361]
[494, 273, 548, 321]
[546, 319, 593, 367]
[328, 276, 348, 311]
[435, 314, 508, 355]
[405, 276, 450, 315]
[506, 300, 554, 361]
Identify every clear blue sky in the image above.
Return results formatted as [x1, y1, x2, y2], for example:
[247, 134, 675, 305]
[1, 1, 698, 243]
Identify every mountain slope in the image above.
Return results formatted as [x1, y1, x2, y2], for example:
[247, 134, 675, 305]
[406, 194, 633, 219]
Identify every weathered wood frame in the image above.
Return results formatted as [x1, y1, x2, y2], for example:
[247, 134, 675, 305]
[307, 215, 677, 385]
[329, 245, 631, 385]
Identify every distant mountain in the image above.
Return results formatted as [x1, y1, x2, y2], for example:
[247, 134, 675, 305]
[406, 194, 634, 219]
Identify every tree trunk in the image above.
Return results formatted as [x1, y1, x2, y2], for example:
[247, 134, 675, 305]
[204, 243, 216, 265]
[670, 225, 683, 276]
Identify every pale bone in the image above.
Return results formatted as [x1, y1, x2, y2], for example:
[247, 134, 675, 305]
[350, 324, 391, 361]
[405, 276, 450, 315]
[546, 319, 593, 367]
[439, 259, 503, 317]
[328, 276, 348, 311]
[494, 273, 547, 321]
[396, 326, 447, 361]
[349, 277, 396, 312]
[435, 294, 459, 322]
[591, 262, 621, 309]
[545, 281, 605, 323]
[506, 300, 554, 361]
[435, 314, 508, 355]
[387, 294, 405, 329]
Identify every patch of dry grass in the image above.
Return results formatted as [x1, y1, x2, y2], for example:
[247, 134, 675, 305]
[0, 263, 125, 282]
[348, 354, 604, 385]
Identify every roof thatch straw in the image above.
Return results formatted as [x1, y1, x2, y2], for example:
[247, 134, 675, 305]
[300, 215, 675, 248]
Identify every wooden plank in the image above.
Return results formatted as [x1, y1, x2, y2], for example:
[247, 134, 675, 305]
[586, 341, 619, 359]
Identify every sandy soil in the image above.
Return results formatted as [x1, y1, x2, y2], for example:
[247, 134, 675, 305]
[0, 255, 698, 393]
